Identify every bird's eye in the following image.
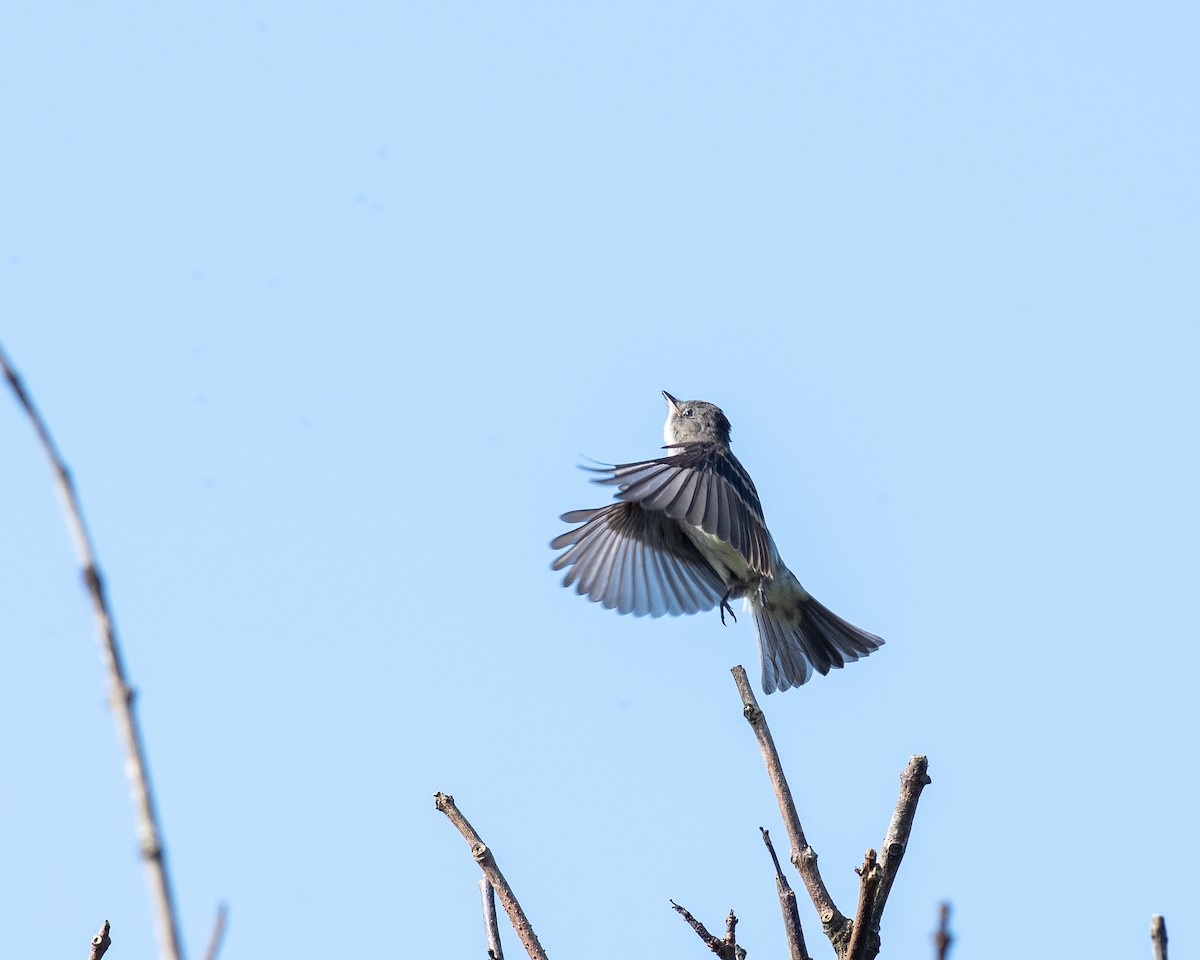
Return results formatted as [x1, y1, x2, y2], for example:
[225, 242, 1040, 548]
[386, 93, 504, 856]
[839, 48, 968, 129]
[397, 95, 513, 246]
[683, 408, 694, 418]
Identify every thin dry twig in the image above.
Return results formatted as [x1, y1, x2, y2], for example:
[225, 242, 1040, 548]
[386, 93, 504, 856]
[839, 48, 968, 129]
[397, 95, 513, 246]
[201, 903, 228, 960]
[731, 666, 847, 940]
[669, 902, 744, 960]
[434, 792, 548, 960]
[761, 827, 809, 960]
[846, 849, 881, 960]
[871, 755, 931, 928]
[2, 344, 185, 960]
[89, 920, 112, 960]
[731, 666, 932, 960]
[1151, 915, 1168, 960]
[842, 755, 931, 960]
[670, 902, 720, 952]
[480, 878, 505, 960]
[933, 903, 952, 960]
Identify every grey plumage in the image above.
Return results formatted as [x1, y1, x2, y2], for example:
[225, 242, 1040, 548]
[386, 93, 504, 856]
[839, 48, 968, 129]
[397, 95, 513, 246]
[551, 391, 883, 693]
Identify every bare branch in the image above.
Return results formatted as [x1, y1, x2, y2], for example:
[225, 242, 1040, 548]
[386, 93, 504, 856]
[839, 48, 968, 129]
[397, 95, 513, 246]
[670, 901, 721, 953]
[480, 878, 505, 960]
[760, 828, 809, 960]
[2, 344, 185, 960]
[871, 755, 931, 926]
[1151, 915, 1168, 960]
[933, 903, 952, 960]
[731, 666, 848, 941]
[434, 793, 548, 960]
[89, 920, 112, 960]
[846, 849, 881, 960]
[669, 902, 745, 960]
[201, 903, 229, 960]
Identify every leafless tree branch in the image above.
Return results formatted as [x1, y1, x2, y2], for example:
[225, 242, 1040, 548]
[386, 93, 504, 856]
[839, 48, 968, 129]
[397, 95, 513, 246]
[1151, 915, 1168, 960]
[669, 902, 745, 960]
[732, 666, 932, 960]
[761, 828, 810, 960]
[670, 901, 712, 944]
[846, 849, 881, 960]
[201, 903, 228, 960]
[1, 344, 185, 960]
[434, 792, 548, 960]
[724, 910, 738, 951]
[933, 903, 952, 960]
[89, 920, 112, 960]
[480, 878, 505, 960]
[731, 666, 849, 943]
[871, 755, 931, 927]
[840, 755, 931, 960]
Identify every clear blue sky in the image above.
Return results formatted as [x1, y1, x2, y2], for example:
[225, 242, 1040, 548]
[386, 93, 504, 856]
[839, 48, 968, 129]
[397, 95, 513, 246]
[2, 3, 1197, 958]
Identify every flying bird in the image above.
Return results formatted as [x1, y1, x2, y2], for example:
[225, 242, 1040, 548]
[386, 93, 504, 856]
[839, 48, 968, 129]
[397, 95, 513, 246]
[550, 391, 884, 693]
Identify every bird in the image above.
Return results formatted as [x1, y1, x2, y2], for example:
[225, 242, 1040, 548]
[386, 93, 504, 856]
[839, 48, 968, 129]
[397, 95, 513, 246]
[550, 391, 884, 693]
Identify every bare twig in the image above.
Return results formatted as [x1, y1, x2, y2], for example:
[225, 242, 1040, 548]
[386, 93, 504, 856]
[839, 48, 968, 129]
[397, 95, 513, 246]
[201, 903, 228, 960]
[480, 878, 505, 960]
[434, 793, 548, 960]
[2, 344, 185, 960]
[871, 755, 931, 927]
[1151, 915, 1168, 960]
[670, 901, 722, 954]
[669, 902, 745, 960]
[671, 901, 713, 944]
[933, 903, 952, 960]
[846, 849, 881, 960]
[732, 667, 933, 960]
[89, 920, 112, 960]
[731, 666, 848, 941]
[761, 828, 809, 960]
[725, 910, 737, 948]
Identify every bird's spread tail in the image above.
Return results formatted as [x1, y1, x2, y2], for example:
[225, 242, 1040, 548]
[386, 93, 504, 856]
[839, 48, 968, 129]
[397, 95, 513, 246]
[751, 593, 883, 693]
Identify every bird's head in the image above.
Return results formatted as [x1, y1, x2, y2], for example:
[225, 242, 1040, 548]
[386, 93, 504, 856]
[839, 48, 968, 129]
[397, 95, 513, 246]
[662, 391, 732, 448]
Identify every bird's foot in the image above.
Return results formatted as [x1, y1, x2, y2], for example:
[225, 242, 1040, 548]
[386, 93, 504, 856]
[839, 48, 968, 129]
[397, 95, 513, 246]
[719, 591, 738, 626]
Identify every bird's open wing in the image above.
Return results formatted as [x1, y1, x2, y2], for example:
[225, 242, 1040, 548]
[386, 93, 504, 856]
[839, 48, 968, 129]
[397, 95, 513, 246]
[586, 444, 774, 578]
[550, 502, 727, 616]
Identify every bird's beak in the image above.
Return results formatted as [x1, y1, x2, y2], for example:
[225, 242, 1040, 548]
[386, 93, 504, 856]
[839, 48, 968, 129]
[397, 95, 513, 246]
[662, 391, 680, 411]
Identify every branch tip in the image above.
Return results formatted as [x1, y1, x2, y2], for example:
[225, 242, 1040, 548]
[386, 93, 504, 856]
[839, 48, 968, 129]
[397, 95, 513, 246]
[2, 345, 185, 960]
[729, 667, 845, 933]
[201, 903, 230, 960]
[1151, 914, 1168, 960]
[89, 919, 112, 960]
[933, 902, 953, 960]
[435, 791, 548, 960]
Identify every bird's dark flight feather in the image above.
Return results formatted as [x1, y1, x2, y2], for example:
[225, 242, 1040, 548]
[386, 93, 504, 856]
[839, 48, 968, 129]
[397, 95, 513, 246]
[583, 442, 774, 578]
[550, 502, 726, 617]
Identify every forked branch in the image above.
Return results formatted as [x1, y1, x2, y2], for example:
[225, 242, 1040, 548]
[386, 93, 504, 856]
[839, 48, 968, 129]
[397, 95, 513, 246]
[670, 902, 745, 960]
[731, 666, 931, 960]
[434, 792, 548, 960]
[731, 666, 848, 943]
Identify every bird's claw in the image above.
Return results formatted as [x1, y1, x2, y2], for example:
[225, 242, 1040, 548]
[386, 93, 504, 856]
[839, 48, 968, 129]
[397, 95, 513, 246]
[720, 592, 738, 626]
